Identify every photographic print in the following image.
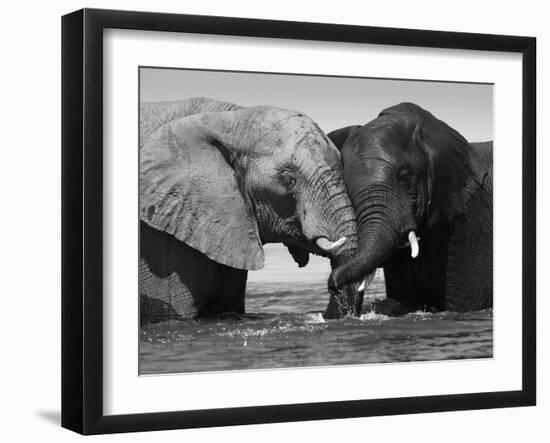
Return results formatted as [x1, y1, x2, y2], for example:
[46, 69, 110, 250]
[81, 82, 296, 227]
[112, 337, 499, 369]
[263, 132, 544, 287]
[138, 67, 493, 375]
[62, 10, 535, 433]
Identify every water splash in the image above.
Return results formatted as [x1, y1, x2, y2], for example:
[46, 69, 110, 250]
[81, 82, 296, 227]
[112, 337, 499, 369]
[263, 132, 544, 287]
[359, 311, 390, 322]
[304, 313, 326, 324]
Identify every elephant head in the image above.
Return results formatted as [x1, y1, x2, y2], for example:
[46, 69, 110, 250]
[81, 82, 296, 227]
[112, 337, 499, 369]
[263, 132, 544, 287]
[140, 98, 358, 286]
[327, 102, 487, 304]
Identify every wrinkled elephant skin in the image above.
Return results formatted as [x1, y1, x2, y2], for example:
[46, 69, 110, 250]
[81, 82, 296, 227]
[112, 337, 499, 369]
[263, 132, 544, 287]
[140, 97, 358, 324]
[328, 103, 493, 313]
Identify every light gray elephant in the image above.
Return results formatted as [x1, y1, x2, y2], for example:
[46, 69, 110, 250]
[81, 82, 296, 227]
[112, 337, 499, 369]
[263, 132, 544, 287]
[140, 97, 358, 324]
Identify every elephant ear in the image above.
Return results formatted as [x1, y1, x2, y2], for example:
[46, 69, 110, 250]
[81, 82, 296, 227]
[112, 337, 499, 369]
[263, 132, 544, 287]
[327, 125, 362, 150]
[140, 97, 241, 148]
[410, 106, 485, 226]
[140, 112, 264, 271]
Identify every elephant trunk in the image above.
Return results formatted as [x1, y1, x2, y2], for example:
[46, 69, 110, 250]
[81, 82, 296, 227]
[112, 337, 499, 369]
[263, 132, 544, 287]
[318, 179, 363, 319]
[327, 182, 413, 301]
[309, 167, 359, 258]
[330, 224, 397, 292]
[324, 223, 397, 318]
[324, 250, 362, 319]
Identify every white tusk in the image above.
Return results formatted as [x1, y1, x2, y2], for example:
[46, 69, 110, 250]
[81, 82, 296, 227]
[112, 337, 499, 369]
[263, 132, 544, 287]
[358, 272, 375, 292]
[315, 236, 346, 251]
[408, 231, 419, 258]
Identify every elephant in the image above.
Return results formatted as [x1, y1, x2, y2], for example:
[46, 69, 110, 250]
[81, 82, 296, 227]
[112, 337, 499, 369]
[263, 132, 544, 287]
[139, 97, 358, 324]
[326, 102, 492, 315]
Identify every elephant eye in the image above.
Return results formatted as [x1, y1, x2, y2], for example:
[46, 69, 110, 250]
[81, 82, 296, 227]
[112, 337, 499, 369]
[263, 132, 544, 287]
[398, 168, 412, 184]
[280, 174, 297, 191]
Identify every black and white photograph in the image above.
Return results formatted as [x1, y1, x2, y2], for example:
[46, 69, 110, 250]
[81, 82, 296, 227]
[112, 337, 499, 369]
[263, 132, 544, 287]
[0, 0, 545, 439]
[139, 67, 494, 375]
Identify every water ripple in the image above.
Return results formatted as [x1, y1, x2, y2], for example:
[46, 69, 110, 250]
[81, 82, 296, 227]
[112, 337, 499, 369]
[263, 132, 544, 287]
[140, 279, 493, 374]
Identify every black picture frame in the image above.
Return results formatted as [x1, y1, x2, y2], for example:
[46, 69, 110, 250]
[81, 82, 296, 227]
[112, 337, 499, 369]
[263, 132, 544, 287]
[61, 8, 537, 435]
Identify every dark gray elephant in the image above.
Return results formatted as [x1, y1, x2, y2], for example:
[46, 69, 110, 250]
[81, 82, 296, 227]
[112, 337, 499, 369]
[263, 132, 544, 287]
[326, 102, 492, 315]
[140, 97, 358, 324]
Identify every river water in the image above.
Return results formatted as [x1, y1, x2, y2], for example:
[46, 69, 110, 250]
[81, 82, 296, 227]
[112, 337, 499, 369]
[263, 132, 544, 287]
[140, 267, 493, 375]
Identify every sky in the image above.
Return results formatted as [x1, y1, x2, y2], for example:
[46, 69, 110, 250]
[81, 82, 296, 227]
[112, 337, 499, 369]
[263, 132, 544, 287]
[140, 67, 493, 284]
[140, 67, 493, 142]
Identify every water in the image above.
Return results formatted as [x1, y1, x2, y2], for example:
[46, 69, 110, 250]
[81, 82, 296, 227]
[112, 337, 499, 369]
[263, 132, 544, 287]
[139, 271, 493, 374]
